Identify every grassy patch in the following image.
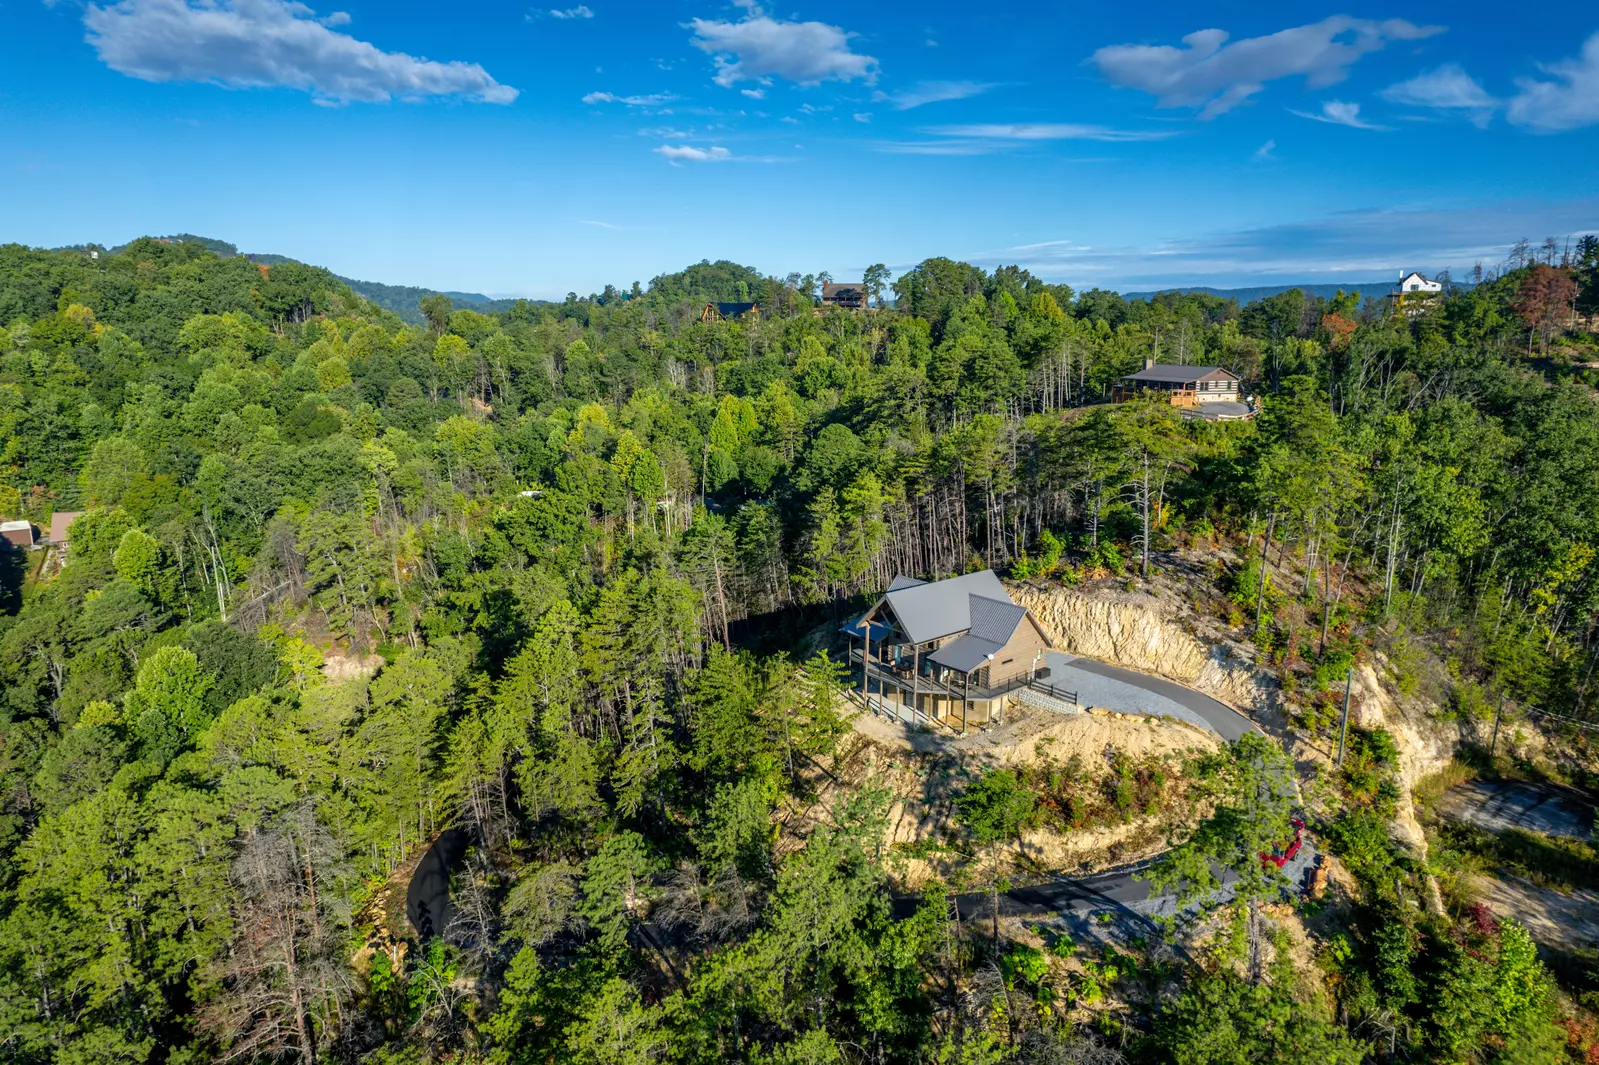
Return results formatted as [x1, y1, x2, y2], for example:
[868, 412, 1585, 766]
[1436, 821, 1599, 894]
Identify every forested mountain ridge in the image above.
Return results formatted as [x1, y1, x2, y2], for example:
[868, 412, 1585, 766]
[2, 233, 1599, 1064]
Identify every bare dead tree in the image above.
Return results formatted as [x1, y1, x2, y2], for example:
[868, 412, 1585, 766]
[199, 804, 351, 1065]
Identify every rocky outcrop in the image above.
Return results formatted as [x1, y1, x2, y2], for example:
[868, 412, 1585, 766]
[1011, 583, 1277, 717]
[1012, 580, 1459, 912]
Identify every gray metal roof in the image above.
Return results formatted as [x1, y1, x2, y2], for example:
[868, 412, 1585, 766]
[928, 634, 1005, 673]
[881, 569, 1012, 644]
[968, 595, 1026, 643]
[1123, 365, 1238, 384]
[887, 575, 926, 591]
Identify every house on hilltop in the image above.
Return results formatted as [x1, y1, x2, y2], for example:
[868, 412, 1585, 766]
[820, 282, 868, 310]
[1390, 271, 1444, 316]
[1395, 271, 1443, 295]
[841, 569, 1057, 733]
[698, 301, 761, 323]
[1114, 360, 1249, 419]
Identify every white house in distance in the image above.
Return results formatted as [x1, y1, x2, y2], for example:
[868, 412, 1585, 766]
[1391, 271, 1444, 316]
[1395, 271, 1443, 295]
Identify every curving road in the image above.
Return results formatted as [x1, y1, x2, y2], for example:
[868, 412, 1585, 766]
[958, 652, 1316, 924]
[1045, 651, 1255, 742]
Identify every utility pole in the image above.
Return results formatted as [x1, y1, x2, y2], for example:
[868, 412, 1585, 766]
[1490, 695, 1506, 761]
[1336, 669, 1353, 765]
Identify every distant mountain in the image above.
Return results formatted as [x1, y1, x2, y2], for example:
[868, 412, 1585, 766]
[1120, 281, 1396, 304]
[328, 275, 499, 324]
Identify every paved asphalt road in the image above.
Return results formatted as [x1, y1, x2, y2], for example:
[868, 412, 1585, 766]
[1440, 780, 1595, 841]
[1046, 651, 1256, 742]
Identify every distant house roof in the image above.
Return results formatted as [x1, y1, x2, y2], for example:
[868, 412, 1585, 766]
[1123, 364, 1239, 384]
[822, 283, 866, 301]
[48, 511, 84, 544]
[716, 302, 758, 318]
[880, 569, 1012, 645]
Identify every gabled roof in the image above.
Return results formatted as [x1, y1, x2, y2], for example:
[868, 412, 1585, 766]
[879, 569, 1012, 645]
[926, 594, 1030, 672]
[48, 511, 83, 543]
[887, 575, 926, 591]
[822, 282, 866, 300]
[1123, 364, 1239, 384]
[927, 633, 1006, 673]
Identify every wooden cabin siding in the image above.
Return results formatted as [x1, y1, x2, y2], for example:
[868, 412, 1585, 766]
[986, 615, 1049, 685]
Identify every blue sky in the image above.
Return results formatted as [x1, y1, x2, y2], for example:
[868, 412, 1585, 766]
[3, 1, 1598, 298]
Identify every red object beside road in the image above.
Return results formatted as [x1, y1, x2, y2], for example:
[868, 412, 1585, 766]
[1261, 818, 1306, 869]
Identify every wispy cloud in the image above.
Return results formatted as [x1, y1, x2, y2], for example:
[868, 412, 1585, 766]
[583, 90, 675, 106]
[1507, 32, 1599, 132]
[1383, 64, 1498, 127]
[688, 14, 877, 88]
[637, 126, 693, 138]
[974, 197, 1599, 289]
[581, 219, 622, 229]
[740, 87, 765, 99]
[82, 0, 517, 104]
[657, 144, 732, 163]
[875, 140, 1003, 155]
[654, 143, 785, 164]
[1289, 100, 1390, 130]
[873, 80, 994, 110]
[1091, 17, 1442, 119]
[1252, 138, 1276, 161]
[927, 122, 1174, 142]
[853, 112, 871, 123]
[549, 5, 593, 18]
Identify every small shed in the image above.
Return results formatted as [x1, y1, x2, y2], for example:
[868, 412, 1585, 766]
[1, 520, 35, 549]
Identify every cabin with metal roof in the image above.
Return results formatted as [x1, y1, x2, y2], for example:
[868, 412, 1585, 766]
[697, 301, 761, 323]
[841, 569, 1058, 733]
[1113, 359, 1247, 419]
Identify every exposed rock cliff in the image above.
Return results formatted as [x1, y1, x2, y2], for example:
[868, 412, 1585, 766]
[1010, 583, 1277, 717]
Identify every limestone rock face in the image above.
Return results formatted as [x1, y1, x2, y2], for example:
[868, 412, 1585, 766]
[1010, 584, 1275, 716]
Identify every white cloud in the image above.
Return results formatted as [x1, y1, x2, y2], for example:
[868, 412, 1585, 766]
[1507, 32, 1599, 131]
[873, 79, 994, 110]
[82, 0, 517, 104]
[741, 87, 765, 99]
[550, 5, 593, 18]
[1091, 17, 1441, 119]
[927, 122, 1173, 142]
[1289, 100, 1390, 130]
[583, 90, 675, 106]
[853, 112, 871, 122]
[655, 144, 732, 162]
[1383, 63, 1497, 128]
[875, 140, 1003, 156]
[637, 126, 692, 137]
[580, 219, 621, 229]
[1252, 138, 1276, 161]
[653, 143, 784, 164]
[688, 14, 877, 88]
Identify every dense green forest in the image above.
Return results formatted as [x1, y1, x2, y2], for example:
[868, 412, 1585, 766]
[2, 234, 1599, 1064]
